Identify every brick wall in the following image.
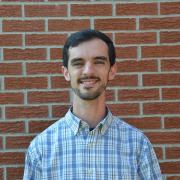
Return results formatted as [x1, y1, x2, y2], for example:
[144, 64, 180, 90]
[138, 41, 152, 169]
[0, 0, 180, 179]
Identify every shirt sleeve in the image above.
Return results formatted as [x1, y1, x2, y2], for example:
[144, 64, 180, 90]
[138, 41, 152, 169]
[137, 136, 163, 180]
[23, 139, 42, 180]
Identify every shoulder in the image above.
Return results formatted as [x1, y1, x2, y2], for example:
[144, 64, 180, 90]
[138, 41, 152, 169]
[109, 116, 156, 157]
[112, 116, 143, 133]
[28, 116, 67, 151]
[111, 116, 150, 144]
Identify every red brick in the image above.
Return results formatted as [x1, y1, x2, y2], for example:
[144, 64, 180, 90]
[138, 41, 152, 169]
[161, 2, 180, 15]
[161, 59, 180, 71]
[3, 20, 45, 32]
[146, 132, 180, 144]
[166, 147, 180, 159]
[29, 120, 56, 133]
[26, 62, 61, 74]
[142, 45, 180, 58]
[0, 63, 22, 75]
[124, 117, 161, 129]
[6, 106, 48, 119]
[144, 102, 180, 115]
[28, 91, 69, 103]
[71, 4, 112, 16]
[4, 48, 46, 61]
[162, 88, 180, 100]
[143, 74, 180, 86]
[160, 162, 180, 174]
[52, 105, 70, 118]
[154, 147, 163, 160]
[140, 17, 180, 30]
[7, 167, 24, 180]
[48, 19, 90, 31]
[6, 136, 34, 149]
[111, 74, 138, 87]
[26, 34, 67, 46]
[0, 122, 24, 133]
[95, 18, 136, 30]
[160, 31, 180, 43]
[0, 152, 24, 164]
[116, 3, 157, 15]
[164, 117, 180, 129]
[116, 47, 137, 59]
[25, 5, 67, 17]
[0, 34, 22, 46]
[0, 92, 23, 104]
[107, 103, 139, 116]
[1, 0, 45, 2]
[0, 137, 3, 149]
[50, 48, 62, 60]
[115, 32, 156, 45]
[117, 60, 157, 72]
[0, 168, 3, 179]
[3, 0, 44, 1]
[5, 77, 48, 90]
[0, 5, 21, 17]
[119, 89, 159, 101]
[106, 90, 115, 101]
[51, 76, 70, 88]
[109, 74, 138, 87]
[167, 176, 180, 180]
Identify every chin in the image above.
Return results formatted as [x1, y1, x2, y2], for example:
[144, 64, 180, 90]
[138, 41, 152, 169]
[79, 95, 100, 101]
[72, 85, 106, 101]
[75, 91, 102, 101]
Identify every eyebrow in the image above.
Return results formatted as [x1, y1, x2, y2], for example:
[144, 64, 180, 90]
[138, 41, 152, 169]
[94, 56, 108, 61]
[70, 58, 84, 65]
[70, 56, 108, 65]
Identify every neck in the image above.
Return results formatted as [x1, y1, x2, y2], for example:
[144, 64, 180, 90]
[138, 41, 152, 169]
[72, 93, 106, 128]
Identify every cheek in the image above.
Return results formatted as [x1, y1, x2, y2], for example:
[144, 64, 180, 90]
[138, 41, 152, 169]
[69, 71, 79, 82]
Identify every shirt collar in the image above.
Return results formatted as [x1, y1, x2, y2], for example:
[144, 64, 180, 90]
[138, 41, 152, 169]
[64, 106, 113, 136]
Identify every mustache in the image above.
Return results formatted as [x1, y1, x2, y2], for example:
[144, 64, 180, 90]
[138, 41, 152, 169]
[78, 76, 100, 83]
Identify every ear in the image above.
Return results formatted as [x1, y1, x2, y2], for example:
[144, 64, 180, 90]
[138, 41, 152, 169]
[61, 66, 70, 81]
[108, 63, 117, 81]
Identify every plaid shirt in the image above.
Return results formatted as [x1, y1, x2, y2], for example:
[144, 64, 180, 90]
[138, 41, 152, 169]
[23, 108, 162, 180]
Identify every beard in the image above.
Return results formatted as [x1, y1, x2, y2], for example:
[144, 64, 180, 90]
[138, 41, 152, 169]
[72, 84, 106, 100]
[71, 76, 108, 101]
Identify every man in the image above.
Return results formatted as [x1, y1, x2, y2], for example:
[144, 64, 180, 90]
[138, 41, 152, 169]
[23, 29, 162, 179]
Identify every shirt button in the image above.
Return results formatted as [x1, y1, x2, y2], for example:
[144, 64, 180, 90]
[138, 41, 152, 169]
[88, 169, 93, 174]
[87, 143, 93, 148]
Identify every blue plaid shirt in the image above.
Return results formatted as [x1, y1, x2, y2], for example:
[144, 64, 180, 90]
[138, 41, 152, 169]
[23, 108, 162, 180]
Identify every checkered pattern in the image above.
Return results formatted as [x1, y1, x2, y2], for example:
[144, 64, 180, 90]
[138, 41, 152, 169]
[23, 108, 162, 180]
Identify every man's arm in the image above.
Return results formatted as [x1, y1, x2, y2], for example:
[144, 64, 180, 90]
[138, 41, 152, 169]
[138, 137, 163, 180]
[23, 140, 42, 180]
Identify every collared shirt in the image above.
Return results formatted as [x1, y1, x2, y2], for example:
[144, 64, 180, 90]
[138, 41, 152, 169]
[23, 108, 162, 180]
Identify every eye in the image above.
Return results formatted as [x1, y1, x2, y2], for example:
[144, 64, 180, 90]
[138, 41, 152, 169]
[72, 62, 84, 66]
[94, 56, 107, 65]
[95, 60, 105, 64]
[71, 59, 84, 67]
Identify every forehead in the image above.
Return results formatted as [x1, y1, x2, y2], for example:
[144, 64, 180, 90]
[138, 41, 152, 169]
[68, 38, 109, 60]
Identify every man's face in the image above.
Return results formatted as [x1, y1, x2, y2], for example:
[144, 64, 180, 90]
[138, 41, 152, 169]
[62, 38, 116, 101]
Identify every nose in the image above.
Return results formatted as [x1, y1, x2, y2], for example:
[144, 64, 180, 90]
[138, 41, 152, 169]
[82, 62, 95, 75]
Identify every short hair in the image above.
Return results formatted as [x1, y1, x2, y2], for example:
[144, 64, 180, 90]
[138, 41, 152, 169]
[62, 29, 116, 68]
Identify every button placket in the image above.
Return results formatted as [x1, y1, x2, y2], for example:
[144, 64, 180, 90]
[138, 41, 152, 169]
[86, 131, 93, 176]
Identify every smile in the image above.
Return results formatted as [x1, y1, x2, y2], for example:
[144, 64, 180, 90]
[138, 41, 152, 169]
[79, 78, 100, 88]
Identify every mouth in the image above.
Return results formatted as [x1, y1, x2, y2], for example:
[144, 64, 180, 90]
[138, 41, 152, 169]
[78, 77, 100, 88]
